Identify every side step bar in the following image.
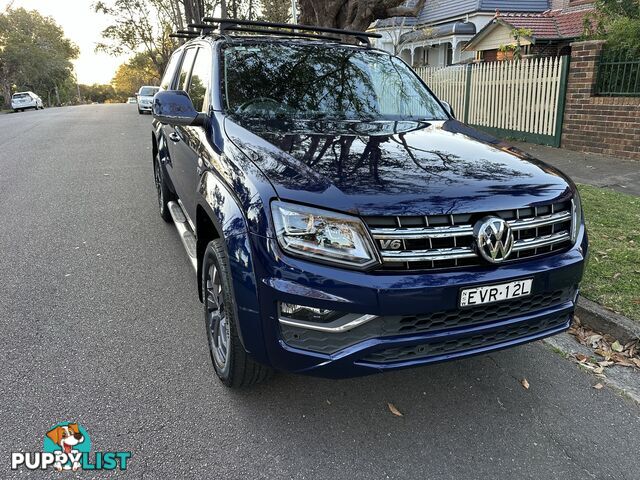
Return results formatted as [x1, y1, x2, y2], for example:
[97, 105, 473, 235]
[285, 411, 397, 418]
[167, 201, 197, 271]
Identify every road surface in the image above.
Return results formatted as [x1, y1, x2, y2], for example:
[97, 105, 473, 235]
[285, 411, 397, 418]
[1, 104, 638, 479]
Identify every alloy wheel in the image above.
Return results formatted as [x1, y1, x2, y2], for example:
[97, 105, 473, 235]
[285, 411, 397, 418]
[205, 264, 230, 370]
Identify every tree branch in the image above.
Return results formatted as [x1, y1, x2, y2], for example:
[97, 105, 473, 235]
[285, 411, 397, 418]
[384, 0, 426, 19]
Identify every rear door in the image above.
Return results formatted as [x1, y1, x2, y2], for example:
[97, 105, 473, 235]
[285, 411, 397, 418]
[168, 45, 212, 223]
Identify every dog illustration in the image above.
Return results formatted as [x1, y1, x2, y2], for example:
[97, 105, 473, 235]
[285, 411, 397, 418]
[46, 423, 84, 471]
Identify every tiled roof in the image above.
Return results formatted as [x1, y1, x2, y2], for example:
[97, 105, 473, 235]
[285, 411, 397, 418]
[497, 6, 594, 40]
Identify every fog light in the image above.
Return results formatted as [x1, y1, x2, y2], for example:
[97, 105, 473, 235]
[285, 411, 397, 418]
[279, 302, 343, 324]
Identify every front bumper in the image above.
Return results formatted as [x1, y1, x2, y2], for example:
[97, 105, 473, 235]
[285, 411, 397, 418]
[138, 103, 152, 111]
[241, 227, 587, 378]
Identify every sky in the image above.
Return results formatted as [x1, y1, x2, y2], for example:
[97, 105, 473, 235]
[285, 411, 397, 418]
[1, 0, 130, 84]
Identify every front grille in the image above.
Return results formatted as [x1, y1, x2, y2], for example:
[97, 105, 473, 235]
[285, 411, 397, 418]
[280, 287, 575, 354]
[362, 312, 570, 364]
[365, 200, 574, 271]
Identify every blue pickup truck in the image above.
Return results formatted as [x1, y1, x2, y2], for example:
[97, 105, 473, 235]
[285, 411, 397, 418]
[150, 18, 587, 387]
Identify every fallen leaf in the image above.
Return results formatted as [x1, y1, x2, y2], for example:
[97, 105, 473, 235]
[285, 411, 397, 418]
[613, 273, 621, 279]
[593, 366, 604, 374]
[387, 403, 403, 417]
[597, 361, 614, 367]
[587, 334, 603, 348]
[520, 378, 530, 390]
[595, 348, 612, 360]
[575, 353, 588, 363]
[593, 383, 604, 390]
[614, 359, 635, 368]
[631, 358, 640, 368]
[611, 341, 624, 353]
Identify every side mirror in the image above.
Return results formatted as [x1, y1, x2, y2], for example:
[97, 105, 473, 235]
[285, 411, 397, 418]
[152, 90, 206, 127]
[441, 101, 455, 119]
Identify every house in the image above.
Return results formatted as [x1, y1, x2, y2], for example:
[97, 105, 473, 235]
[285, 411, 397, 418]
[369, 0, 551, 67]
[463, 0, 595, 62]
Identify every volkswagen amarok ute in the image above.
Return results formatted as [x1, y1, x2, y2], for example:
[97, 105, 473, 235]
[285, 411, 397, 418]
[150, 23, 587, 387]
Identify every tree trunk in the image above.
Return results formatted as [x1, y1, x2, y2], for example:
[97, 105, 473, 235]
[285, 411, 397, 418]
[298, 0, 425, 31]
[1, 79, 11, 109]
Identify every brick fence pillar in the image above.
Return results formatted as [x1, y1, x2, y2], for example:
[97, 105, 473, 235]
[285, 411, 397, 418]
[561, 40, 640, 160]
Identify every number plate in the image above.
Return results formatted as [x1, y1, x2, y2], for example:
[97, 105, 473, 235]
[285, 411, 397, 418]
[459, 279, 533, 307]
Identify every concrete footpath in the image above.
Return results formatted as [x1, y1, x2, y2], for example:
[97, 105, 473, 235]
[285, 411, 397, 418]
[512, 141, 640, 196]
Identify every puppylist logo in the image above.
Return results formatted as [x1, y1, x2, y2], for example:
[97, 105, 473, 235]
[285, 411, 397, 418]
[11, 422, 131, 472]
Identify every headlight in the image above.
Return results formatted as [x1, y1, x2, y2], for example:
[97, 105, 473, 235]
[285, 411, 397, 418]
[271, 201, 380, 269]
[571, 190, 583, 243]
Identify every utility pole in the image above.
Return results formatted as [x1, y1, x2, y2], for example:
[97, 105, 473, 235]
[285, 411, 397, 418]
[291, 0, 297, 23]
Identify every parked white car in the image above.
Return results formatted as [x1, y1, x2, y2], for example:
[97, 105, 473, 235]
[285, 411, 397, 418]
[127, 97, 137, 104]
[11, 91, 44, 112]
[136, 86, 159, 114]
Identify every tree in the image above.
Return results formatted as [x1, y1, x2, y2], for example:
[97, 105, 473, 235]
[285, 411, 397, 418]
[79, 83, 119, 103]
[111, 52, 160, 99]
[0, 7, 79, 108]
[298, 0, 426, 31]
[261, 0, 291, 23]
[94, 0, 178, 78]
[585, 0, 640, 54]
[225, 0, 260, 20]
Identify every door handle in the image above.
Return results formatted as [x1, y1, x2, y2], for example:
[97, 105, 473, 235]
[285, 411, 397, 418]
[169, 132, 181, 143]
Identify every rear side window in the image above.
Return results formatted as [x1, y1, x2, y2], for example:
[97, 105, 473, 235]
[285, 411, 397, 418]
[187, 48, 211, 112]
[178, 48, 197, 91]
[160, 52, 182, 91]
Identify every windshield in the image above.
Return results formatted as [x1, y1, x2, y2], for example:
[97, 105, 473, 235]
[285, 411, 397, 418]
[222, 43, 447, 121]
[139, 87, 159, 97]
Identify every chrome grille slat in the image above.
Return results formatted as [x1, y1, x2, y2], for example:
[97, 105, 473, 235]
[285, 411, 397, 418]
[512, 232, 571, 252]
[366, 201, 573, 271]
[381, 247, 477, 263]
[370, 211, 572, 239]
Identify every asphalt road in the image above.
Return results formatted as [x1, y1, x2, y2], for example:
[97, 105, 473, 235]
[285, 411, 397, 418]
[1, 104, 638, 479]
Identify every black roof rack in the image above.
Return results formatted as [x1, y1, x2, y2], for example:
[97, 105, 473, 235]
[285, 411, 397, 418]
[227, 26, 341, 42]
[170, 17, 382, 47]
[169, 33, 199, 39]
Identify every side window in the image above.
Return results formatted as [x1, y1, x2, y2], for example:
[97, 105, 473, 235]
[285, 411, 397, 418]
[187, 48, 212, 112]
[160, 51, 182, 91]
[178, 48, 197, 91]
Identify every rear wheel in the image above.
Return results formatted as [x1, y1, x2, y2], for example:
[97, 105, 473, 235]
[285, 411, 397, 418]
[202, 239, 273, 388]
[153, 151, 173, 223]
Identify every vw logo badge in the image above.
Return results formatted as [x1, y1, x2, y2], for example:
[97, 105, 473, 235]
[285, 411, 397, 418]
[474, 216, 514, 263]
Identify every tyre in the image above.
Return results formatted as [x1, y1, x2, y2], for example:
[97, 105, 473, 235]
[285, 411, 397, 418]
[138, 108, 143, 115]
[153, 150, 173, 223]
[202, 239, 274, 388]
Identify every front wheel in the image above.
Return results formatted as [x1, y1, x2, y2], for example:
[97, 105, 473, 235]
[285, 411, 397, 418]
[202, 239, 273, 388]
